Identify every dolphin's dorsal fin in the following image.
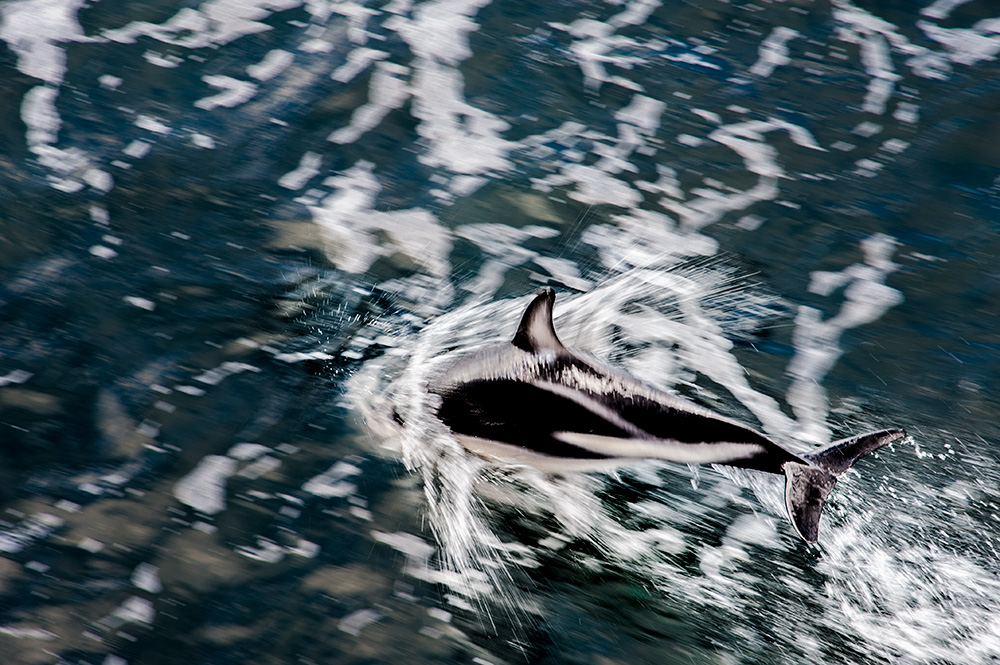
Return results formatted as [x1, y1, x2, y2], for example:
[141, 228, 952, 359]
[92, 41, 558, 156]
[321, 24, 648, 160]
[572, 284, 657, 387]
[511, 287, 566, 353]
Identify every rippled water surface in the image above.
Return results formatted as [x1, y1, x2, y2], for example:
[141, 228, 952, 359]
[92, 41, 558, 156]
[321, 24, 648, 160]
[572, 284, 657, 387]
[2, 1, 1000, 664]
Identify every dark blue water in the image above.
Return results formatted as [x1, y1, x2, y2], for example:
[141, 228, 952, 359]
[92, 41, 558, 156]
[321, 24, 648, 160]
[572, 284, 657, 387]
[1, 1, 999, 663]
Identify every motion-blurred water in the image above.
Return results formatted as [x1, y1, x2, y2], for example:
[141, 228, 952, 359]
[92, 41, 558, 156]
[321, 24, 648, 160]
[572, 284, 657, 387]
[1, 1, 999, 664]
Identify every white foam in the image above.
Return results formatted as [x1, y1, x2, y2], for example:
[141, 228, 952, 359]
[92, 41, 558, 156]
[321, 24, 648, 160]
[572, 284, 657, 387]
[109, 597, 155, 625]
[288, 538, 319, 558]
[0, 0, 87, 84]
[131, 563, 163, 594]
[531, 256, 592, 291]
[408, 60, 512, 175]
[637, 164, 683, 199]
[918, 18, 1000, 67]
[191, 133, 217, 149]
[571, 34, 642, 91]
[84, 168, 113, 191]
[338, 608, 382, 636]
[237, 455, 281, 479]
[691, 108, 721, 125]
[99, 74, 123, 90]
[278, 151, 322, 190]
[299, 37, 333, 54]
[91, 205, 110, 224]
[103, 0, 302, 49]
[881, 138, 909, 154]
[235, 537, 286, 563]
[894, 101, 919, 124]
[309, 162, 451, 301]
[273, 350, 334, 363]
[371, 530, 437, 581]
[135, 115, 171, 135]
[173, 455, 237, 514]
[192, 361, 261, 385]
[143, 50, 182, 68]
[55, 499, 80, 512]
[921, 0, 974, 20]
[454, 224, 559, 296]
[0, 513, 63, 553]
[195, 75, 258, 110]
[787, 234, 903, 443]
[531, 113, 670, 207]
[735, 214, 764, 231]
[303, 460, 360, 498]
[123, 140, 151, 159]
[0, 626, 57, 640]
[77, 537, 104, 553]
[123, 296, 156, 311]
[247, 48, 294, 81]
[330, 0, 378, 44]
[383, 0, 513, 177]
[676, 133, 703, 147]
[328, 62, 409, 144]
[582, 210, 716, 271]
[821, 522, 1000, 663]
[89, 245, 118, 259]
[227, 443, 270, 461]
[615, 94, 666, 135]
[661, 118, 823, 232]
[0, 369, 33, 387]
[553, 0, 663, 91]
[831, 0, 961, 112]
[749, 27, 800, 77]
[330, 47, 388, 83]
[21, 85, 61, 149]
[552, 163, 643, 207]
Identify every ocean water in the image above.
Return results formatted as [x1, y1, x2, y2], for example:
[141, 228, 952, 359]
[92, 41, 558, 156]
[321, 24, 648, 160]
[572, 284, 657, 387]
[1, 1, 999, 664]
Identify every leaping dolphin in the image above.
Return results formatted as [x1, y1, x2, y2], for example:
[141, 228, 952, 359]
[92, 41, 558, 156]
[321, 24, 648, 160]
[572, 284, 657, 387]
[427, 287, 905, 543]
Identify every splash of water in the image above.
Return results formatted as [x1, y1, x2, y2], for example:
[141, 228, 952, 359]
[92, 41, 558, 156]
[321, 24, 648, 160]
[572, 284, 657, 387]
[349, 260, 794, 599]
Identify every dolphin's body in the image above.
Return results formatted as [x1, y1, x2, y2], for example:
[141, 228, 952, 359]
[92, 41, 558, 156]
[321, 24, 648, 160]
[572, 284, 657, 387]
[427, 288, 905, 543]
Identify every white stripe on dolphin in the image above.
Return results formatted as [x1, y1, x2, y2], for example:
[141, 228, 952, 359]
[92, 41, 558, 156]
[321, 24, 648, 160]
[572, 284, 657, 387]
[426, 287, 906, 543]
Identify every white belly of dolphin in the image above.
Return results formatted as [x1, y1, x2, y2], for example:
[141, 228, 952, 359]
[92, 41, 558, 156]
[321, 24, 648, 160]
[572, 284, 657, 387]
[456, 435, 630, 473]
[552, 432, 766, 465]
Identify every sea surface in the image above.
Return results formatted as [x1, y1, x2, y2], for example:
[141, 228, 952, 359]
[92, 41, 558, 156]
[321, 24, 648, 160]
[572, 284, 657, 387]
[1, 1, 999, 664]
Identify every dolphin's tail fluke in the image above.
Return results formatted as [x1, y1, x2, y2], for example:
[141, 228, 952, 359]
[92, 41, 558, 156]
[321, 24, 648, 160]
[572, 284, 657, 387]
[804, 428, 907, 476]
[783, 428, 907, 543]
